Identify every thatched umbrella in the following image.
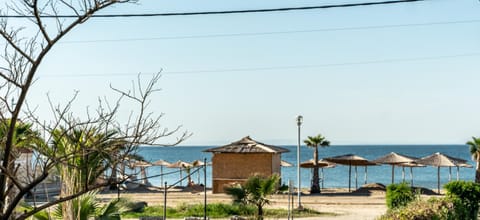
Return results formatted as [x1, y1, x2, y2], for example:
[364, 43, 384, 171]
[456, 162, 473, 181]
[441, 154, 471, 181]
[396, 162, 425, 186]
[129, 160, 152, 185]
[324, 154, 377, 192]
[301, 159, 335, 189]
[191, 159, 211, 184]
[300, 159, 334, 168]
[152, 159, 171, 186]
[415, 152, 467, 193]
[191, 160, 206, 167]
[372, 152, 418, 184]
[280, 160, 293, 167]
[168, 160, 193, 186]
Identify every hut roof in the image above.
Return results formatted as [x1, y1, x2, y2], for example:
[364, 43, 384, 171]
[204, 136, 289, 154]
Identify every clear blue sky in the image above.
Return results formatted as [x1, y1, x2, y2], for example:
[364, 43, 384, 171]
[22, 0, 480, 145]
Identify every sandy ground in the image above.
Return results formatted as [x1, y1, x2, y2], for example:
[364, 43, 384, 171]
[97, 187, 391, 220]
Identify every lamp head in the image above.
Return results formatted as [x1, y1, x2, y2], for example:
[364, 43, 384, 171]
[296, 115, 303, 126]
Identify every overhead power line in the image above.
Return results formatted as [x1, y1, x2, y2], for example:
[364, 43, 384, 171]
[60, 19, 480, 44]
[1, 0, 424, 18]
[40, 52, 480, 78]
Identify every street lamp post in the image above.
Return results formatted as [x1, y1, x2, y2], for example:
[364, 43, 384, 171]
[296, 115, 303, 210]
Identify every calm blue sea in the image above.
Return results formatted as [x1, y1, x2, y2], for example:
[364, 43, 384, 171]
[137, 145, 474, 190]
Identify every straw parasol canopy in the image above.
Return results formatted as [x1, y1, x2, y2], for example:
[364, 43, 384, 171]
[455, 162, 473, 181]
[168, 160, 193, 168]
[190, 159, 210, 184]
[191, 160, 210, 167]
[458, 162, 473, 168]
[128, 160, 152, 185]
[301, 159, 336, 189]
[372, 152, 418, 184]
[280, 160, 293, 167]
[300, 159, 335, 168]
[324, 154, 377, 192]
[441, 155, 471, 181]
[167, 160, 193, 187]
[152, 159, 171, 166]
[129, 160, 152, 168]
[151, 160, 171, 186]
[415, 152, 467, 193]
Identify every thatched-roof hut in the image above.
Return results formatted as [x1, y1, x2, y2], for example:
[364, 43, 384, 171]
[204, 136, 289, 193]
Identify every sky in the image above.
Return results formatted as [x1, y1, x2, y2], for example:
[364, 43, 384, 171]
[8, 0, 480, 145]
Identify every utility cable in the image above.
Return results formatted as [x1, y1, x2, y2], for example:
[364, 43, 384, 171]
[60, 19, 480, 44]
[40, 52, 480, 78]
[0, 0, 424, 18]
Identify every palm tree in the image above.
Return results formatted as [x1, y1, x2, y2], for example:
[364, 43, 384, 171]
[0, 120, 43, 209]
[225, 174, 280, 220]
[51, 127, 127, 220]
[0, 119, 43, 159]
[304, 134, 330, 194]
[467, 136, 480, 183]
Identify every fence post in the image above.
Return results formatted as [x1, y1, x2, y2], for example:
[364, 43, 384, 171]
[204, 158, 207, 220]
[164, 181, 167, 220]
[287, 179, 291, 220]
[288, 180, 295, 220]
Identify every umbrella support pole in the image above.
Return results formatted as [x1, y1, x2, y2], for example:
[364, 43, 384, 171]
[402, 166, 405, 182]
[160, 166, 163, 188]
[164, 181, 167, 220]
[449, 167, 452, 182]
[321, 168, 324, 189]
[410, 167, 413, 187]
[391, 165, 395, 184]
[438, 166, 441, 194]
[348, 164, 351, 192]
[457, 166, 460, 181]
[355, 166, 358, 189]
[364, 166, 367, 185]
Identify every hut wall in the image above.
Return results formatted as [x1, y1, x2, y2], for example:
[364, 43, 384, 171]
[212, 153, 277, 193]
[271, 154, 281, 174]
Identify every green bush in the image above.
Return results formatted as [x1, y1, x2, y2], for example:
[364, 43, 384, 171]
[378, 197, 458, 220]
[122, 203, 325, 219]
[444, 180, 480, 220]
[386, 182, 415, 209]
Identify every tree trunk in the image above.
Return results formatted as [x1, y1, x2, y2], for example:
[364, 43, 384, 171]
[476, 162, 480, 183]
[257, 204, 263, 220]
[109, 163, 118, 190]
[311, 147, 320, 194]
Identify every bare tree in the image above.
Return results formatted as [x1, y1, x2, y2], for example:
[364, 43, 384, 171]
[0, 1, 190, 219]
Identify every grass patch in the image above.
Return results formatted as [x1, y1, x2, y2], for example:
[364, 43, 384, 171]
[122, 203, 333, 219]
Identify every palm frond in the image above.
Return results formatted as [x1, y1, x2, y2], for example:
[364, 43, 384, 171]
[225, 186, 247, 204]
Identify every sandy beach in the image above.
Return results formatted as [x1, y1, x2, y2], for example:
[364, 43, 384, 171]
[97, 186, 398, 220]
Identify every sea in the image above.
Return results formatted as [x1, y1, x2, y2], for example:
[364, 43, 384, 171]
[137, 145, 474, 190]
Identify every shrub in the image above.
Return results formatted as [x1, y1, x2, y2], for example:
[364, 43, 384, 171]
[444, 180, 480, 220]
[378, 197, 458, 220]
[386, 182, 415, 209]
